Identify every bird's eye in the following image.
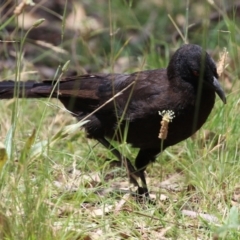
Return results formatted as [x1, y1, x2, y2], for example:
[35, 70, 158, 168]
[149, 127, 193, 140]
[192, 70, 199, 77]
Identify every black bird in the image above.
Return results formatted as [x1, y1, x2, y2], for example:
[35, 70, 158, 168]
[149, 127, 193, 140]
[0, 44, 226, 196]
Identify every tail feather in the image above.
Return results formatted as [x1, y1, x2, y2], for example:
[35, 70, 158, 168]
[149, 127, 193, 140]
[0, 80, 52, 99]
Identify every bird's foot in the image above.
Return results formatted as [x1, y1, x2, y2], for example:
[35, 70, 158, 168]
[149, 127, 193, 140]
[132, 187, 156, 205]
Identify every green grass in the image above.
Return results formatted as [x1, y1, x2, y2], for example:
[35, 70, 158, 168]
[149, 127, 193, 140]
[0, 0, 240, 239]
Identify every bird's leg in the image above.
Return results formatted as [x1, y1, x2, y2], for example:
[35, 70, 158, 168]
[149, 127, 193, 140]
[96, 137, 140, 188]
[135, 148, 160, 197]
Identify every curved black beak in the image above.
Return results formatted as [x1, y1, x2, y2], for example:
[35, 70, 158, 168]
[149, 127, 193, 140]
[212, 77, 226, 104]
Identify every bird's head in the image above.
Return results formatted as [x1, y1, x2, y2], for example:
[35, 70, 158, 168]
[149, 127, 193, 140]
[167, 44, 226, 104]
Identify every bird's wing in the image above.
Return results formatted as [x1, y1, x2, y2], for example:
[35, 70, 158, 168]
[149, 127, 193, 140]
[55, 70, 172, 118]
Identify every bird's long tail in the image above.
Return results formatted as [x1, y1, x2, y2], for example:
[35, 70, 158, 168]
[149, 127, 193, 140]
[0, 80, 53, 99]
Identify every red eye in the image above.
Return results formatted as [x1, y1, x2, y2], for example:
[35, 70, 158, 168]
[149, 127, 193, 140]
[193, 71, 199, 76]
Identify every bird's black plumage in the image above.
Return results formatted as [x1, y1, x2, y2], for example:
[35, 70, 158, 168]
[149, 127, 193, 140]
[0, 44, 226, 196]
